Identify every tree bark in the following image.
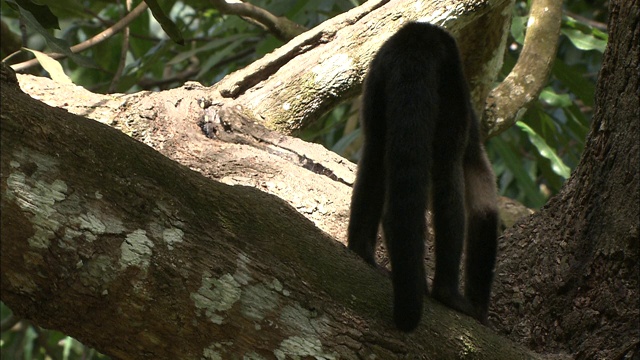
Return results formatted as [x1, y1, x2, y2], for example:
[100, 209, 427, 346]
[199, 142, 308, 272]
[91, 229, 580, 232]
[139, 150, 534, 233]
[484, 0, 562, 137]
[213, 0, 513, 133]
[1, 64, 537, 358]
[491, 0, 639, 358]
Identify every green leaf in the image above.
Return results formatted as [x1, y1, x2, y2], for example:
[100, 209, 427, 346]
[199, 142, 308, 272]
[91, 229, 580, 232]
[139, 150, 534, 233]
[144, 0, 184, 45]
[116, 40, 173, 92]
[12, 0, 59, 29]
[562, 105, 589, 145]
[196, 40, 244, 79]
[332, 127, 360, 155]
[62, 336, 72, 360]
[539, 87, 572, 107]
[167, 34, 250, 65]
[561, 28, 607, 53]
[510, 15, 527, 45]
[491, 136, 547, 207]
[6, 0, 96, 68]
[128, 8, 153, 58]
[38, 0, 91, 21]
[517, 122, 571, 179]
[563, 15, 609, 42]
[552, 60, 595, 107]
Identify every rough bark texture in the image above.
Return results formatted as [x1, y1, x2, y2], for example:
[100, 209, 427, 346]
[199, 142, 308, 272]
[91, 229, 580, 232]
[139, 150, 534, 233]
[12, 73, 356, 247]
[1, 64, 538, 359]
[491, 1, 639, 359]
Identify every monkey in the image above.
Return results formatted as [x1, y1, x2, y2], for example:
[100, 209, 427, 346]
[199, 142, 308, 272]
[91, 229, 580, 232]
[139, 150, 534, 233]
[347, 22, 499, 332]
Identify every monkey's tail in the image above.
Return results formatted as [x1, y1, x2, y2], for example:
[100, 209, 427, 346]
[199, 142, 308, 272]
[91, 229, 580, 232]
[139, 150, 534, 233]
[381, 61, 438, 332]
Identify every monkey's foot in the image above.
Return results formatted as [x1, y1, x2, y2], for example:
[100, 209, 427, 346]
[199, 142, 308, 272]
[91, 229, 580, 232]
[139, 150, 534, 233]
[431, 287, 483, 322]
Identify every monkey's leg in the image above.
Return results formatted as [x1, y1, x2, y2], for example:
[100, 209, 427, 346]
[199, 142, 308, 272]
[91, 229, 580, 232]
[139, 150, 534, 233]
[463, 146, 499, 323]
[429, 61, 476, 316]
[347, 72, 387, 266]
[430, 151, 475, 316]
[348, 137, 386, 266]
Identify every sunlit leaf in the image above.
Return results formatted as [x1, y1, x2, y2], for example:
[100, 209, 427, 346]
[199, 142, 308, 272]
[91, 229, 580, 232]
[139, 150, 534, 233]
[561, 28, 607, 53]
[517, 122, 571, 179]
[539, 87, 572, 107]
[563, 15, 609, 41]
[23, 48, 73, 84]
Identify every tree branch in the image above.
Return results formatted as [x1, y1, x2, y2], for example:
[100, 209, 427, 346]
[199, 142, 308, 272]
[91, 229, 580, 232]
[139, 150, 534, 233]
[209, 0, 307, 41]
[483, 0, 563, 138]
[215, 0, 513, 134]
[10, 1, 148, 72]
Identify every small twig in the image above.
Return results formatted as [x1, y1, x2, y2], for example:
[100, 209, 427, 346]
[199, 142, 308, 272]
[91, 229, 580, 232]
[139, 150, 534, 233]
[10, 1, 148, 72]
[209, 0, 306, 41]
[24, 320, 61, 360]
[108, 0, 133, 93]
[564, 10, 607, 31]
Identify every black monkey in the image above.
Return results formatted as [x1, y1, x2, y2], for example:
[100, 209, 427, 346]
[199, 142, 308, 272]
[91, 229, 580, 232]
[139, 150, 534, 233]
[347, 22, 499, 332]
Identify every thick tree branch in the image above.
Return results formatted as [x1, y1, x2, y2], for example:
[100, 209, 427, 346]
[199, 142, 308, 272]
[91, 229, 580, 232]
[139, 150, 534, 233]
[2, 0, 634, 357]
[1, 63, 538, 358]
[483, 0, 563, 138]
[215, 0, 513, 134]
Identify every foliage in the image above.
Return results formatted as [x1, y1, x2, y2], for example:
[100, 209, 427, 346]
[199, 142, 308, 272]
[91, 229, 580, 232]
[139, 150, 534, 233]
[1, 302, 110, 360]
[0, 0, 608, 356]
[485, 0, 607, 208]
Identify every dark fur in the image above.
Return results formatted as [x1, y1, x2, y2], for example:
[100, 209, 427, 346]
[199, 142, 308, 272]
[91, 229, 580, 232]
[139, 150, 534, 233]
[347, 22, 498, 332]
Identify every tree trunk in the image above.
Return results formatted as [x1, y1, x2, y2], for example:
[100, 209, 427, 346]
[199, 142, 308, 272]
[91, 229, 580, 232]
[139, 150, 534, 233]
[1, 64, 537, 358]
[491, 0, 639, 358]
